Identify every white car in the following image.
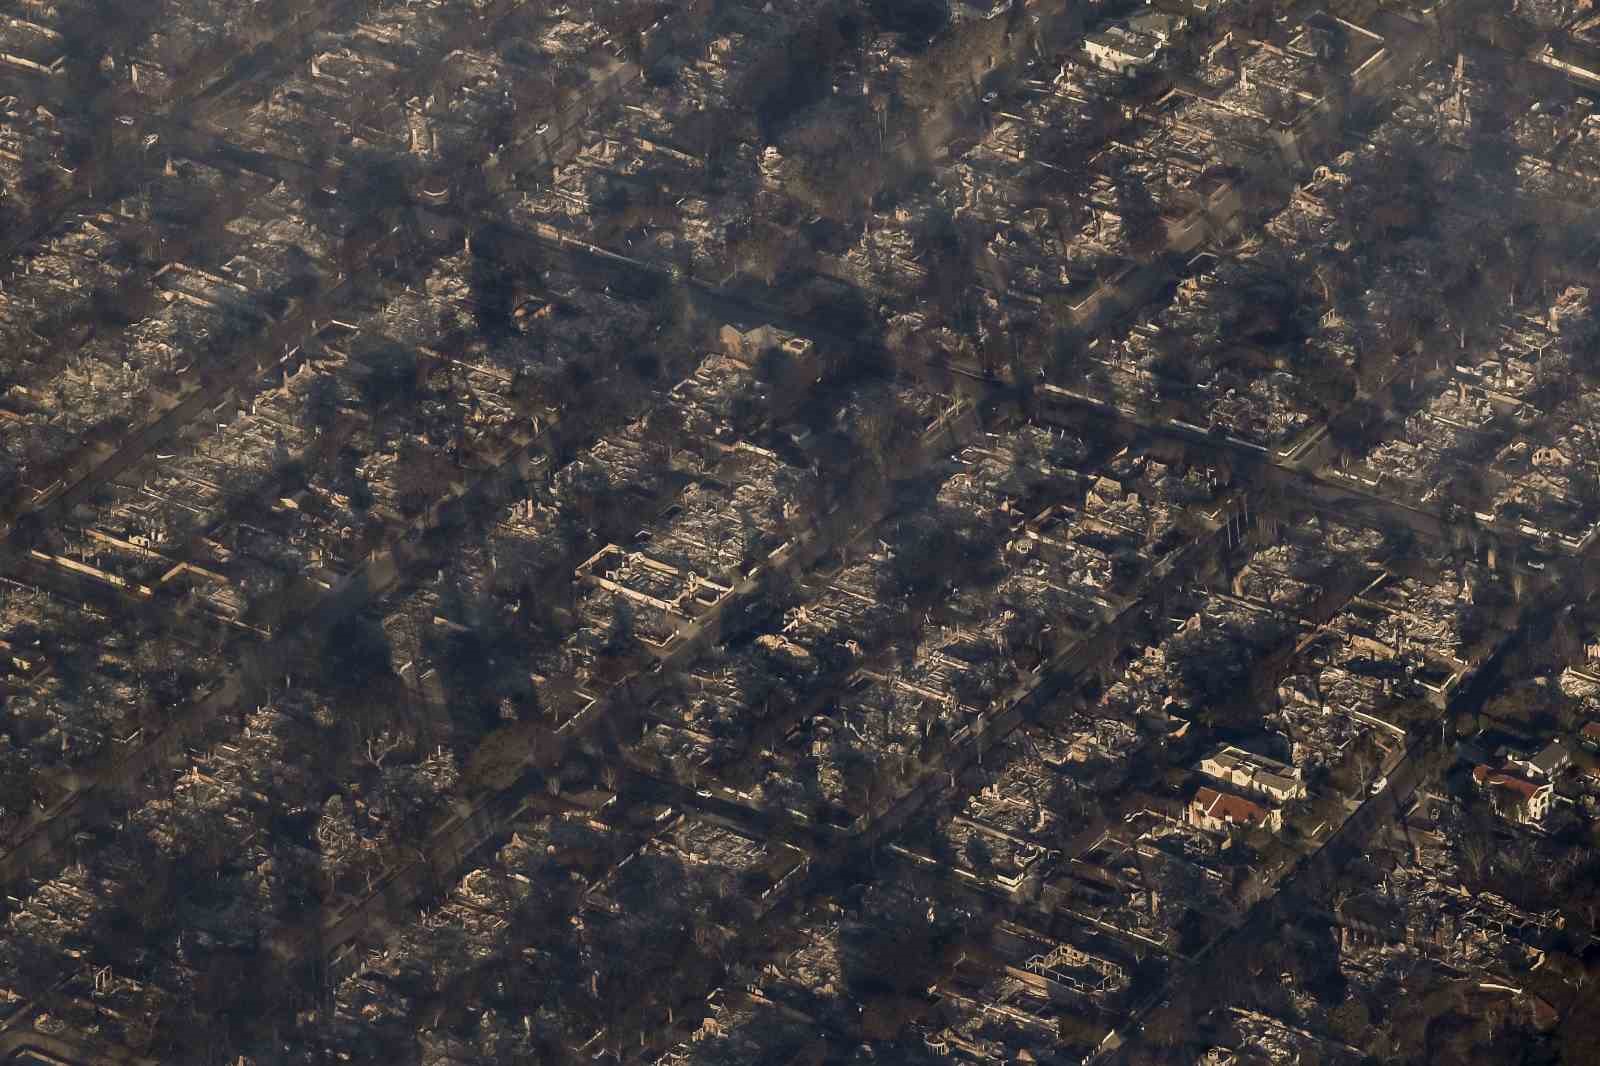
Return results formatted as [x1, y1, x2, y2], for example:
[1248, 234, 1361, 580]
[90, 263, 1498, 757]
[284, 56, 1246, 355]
[1369, 776, 1389, 796]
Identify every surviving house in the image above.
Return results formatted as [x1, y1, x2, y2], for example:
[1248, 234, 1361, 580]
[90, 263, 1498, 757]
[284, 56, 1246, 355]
[1188, 786, 1281, 834]
[1471, 765, 1555, 827]
[1197, 745, 1306, 803]
[1085, 26, 1162, 77]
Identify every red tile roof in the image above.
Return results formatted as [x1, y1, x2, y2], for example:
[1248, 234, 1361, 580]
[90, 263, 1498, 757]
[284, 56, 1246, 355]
[1472, 764, 1542, 801]
[1193, 785, 1270, 826]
